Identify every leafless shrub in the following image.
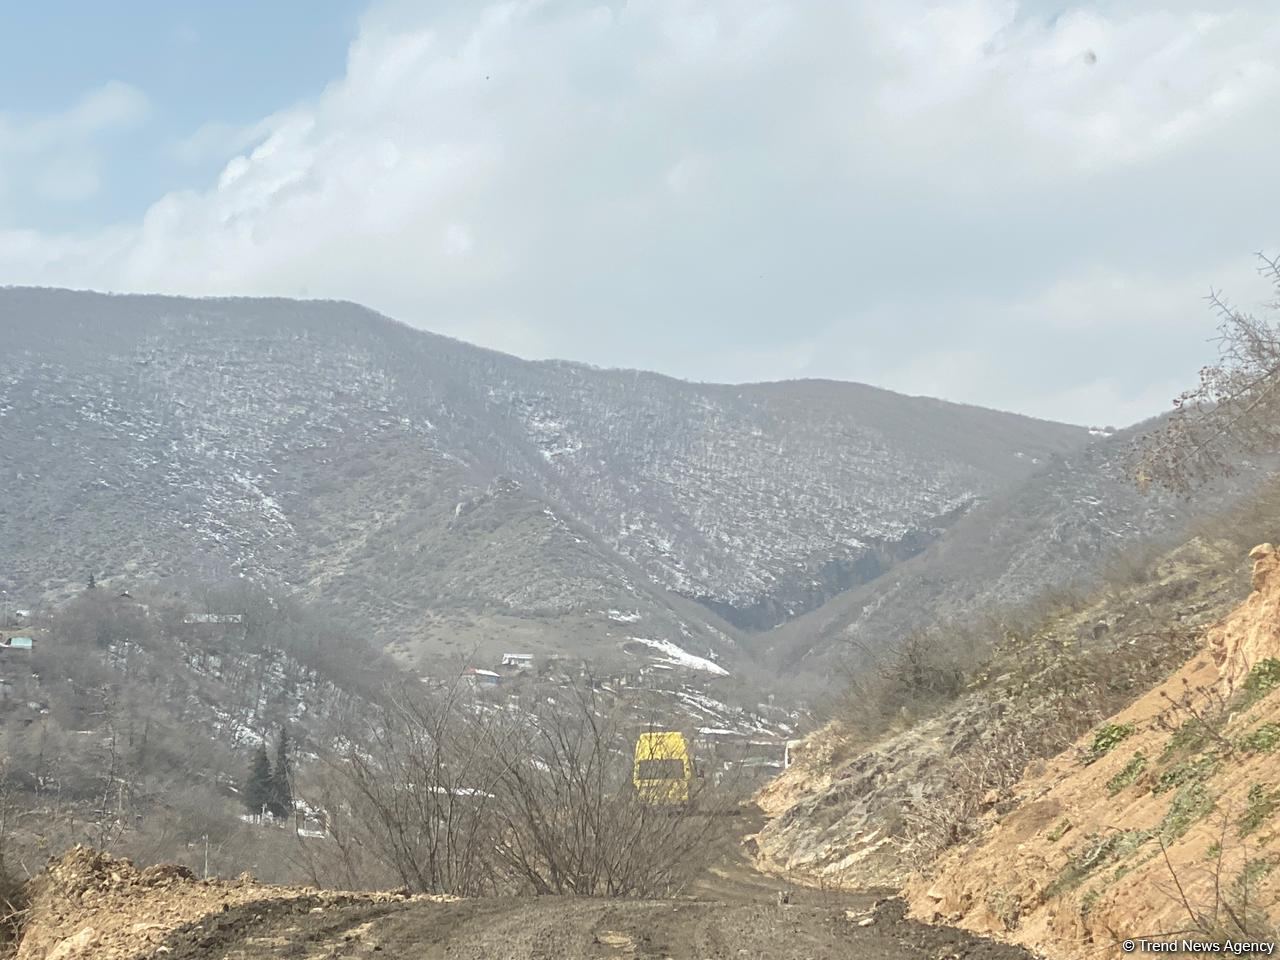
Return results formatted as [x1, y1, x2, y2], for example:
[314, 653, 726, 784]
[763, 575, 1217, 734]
[1188, 476, 1280, 559]
[322, 674, 735, 898]
[1154, 677, 1236, 759]
[325, 676, 507, 897]
[833, 629, 977, 739]
[0, 764, 28, 947]
[1147, 815, 1279, 941]
[1137, 254, 1280, 495]
[1100, 538, 1169, 596]
[483, 684, 730, 897]
[894, 711, 1035, 869]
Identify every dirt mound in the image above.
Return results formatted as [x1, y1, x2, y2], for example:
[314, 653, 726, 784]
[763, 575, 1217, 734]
[905, 545, 1280, 957]
[16, 845, 441, 960]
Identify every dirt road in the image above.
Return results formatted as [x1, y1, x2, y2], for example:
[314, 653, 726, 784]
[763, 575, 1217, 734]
[19, 815, 1034, 960]
[151, 893, 1031, 960]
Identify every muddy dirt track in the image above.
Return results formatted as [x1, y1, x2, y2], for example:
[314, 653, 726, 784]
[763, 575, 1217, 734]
[148, 893, 1032, 960]
[20, 813, 1035, 960]
[143, 824, 1031, 960]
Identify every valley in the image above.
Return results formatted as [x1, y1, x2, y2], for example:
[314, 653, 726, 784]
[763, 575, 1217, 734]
[7, 0, 1280, 953]
[3, 288, 1280, 958]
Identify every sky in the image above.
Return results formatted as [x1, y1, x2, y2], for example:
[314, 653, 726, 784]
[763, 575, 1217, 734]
[1, 1, 1278, 428]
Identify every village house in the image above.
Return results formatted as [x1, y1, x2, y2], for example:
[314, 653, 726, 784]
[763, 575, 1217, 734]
[465, 667, 501, 688]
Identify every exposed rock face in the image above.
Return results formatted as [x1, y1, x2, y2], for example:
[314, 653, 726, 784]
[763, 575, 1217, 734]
[1212, 542, 1280, 694]
[904, 546, 1280, 958]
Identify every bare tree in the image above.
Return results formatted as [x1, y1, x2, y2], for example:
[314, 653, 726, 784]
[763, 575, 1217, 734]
[87, 686, 129, 852]
[327, 674, 511, 896]
[323, 675, 736, 898]
[1138, 254, 1280, 494]
[285, 764, 394, 891]
[483, 683, 726, 897]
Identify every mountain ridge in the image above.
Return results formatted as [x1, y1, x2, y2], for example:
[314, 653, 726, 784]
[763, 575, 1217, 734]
[0, 286, 1093, 674]
[0, 284, 1102, 426]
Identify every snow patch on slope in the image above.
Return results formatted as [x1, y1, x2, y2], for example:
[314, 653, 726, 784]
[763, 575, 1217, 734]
[626, 636, 729, 676]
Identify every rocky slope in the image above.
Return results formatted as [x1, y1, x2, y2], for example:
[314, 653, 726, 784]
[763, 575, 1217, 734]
[754, 538, 1280, 957]
[0, 287, 1090, 669]
[905, 544, 1280, 955]
[754, 536, 1255, 891]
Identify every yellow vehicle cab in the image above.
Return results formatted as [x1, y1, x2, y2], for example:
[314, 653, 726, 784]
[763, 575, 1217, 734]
[633, 731, 693, 805]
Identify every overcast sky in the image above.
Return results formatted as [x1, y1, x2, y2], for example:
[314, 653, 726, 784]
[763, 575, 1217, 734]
[2, 1, 1279, 427]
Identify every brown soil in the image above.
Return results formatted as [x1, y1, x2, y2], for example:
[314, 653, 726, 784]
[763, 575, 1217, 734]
[134, 895, 1038, 960]
[905, 544, 1280, 958]
[15, 814, 1034, 960]
[753, 537, 1252, 893]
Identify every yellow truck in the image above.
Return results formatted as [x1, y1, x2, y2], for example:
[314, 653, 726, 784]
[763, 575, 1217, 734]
[633, 731, 693, 805]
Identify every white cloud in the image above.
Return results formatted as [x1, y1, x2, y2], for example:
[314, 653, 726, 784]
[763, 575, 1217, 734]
[171, 117, 276, 167]
[701, 256, 1280, 425]
[0, 81, 148, 210]
[2, 1, 1279, 426]
[57, 81, 150, 137]
[1024, 375, 1189, 428]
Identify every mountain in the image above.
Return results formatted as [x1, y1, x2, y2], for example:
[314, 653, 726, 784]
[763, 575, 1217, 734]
[757, 419, 1269, 678]
[0, 287, 1090, 672]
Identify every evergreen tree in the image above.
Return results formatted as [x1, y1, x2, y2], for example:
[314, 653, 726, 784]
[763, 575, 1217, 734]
[243, 744, 272, 817]
[267, 727, 292, 820]
[87, 572, 96, 590]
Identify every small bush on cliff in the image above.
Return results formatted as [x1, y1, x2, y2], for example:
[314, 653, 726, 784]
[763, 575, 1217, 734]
[1079, 887, 1101, 915]
[1239, 784, 1278, 837]
[1161, 781, 1215, 842]
[1239, 659, 1280, 711]
[1106, 752, 1147, 795]
[1084, 723, 1135, 765]
[1152, 755, 1218, 795]
[1047, 828, 1152, 897]
[1237, 723, 1280, 754]
[1046, 819, 1072, 843]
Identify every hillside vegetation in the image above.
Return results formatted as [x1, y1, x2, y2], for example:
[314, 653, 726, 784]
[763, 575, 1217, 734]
[0, 578, 802, 905]
[757, 528, 1255, 884]
[759, 420, 1268, 678]
[0, 287, 1090, 674]
[757, 511, 1280, 956]
[907, 542, 1280, 953]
